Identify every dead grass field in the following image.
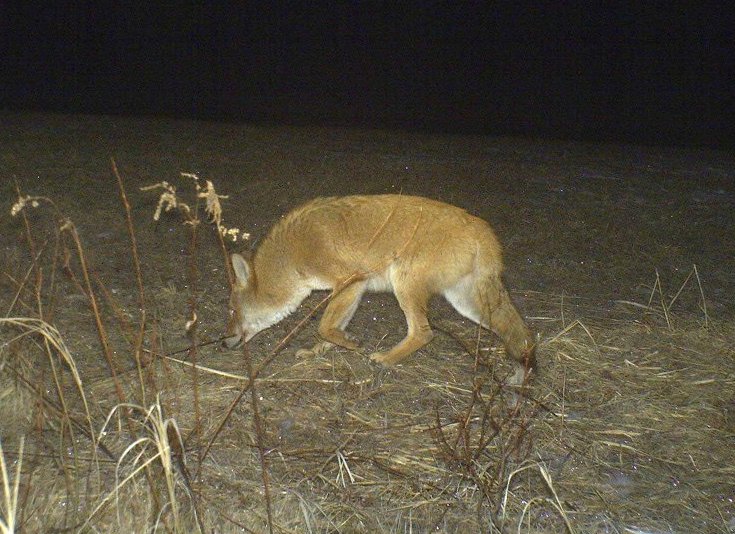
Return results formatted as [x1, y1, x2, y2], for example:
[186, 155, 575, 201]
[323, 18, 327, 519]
[1, 111, 734, 533]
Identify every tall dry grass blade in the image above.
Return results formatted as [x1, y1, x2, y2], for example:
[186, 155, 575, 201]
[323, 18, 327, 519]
[0, 437, 23, 534]
[17, 320, 91, 512]
[136, 186, 198, 451]
[647, 270, 671, 329]
[90, 398, 187, 533]
[110, 159, 146, 314]
[8, 185, 89, 494]
[81, 441, 159, 531]
[560, 290, 566, 328]
[693, 264, 709, 328]
[141, 173, 249, 450]
[500, 461, 575, 534]
[547, 319, 597, 349]
[62, 218, 170, 515]
[667, 266, 694, 311]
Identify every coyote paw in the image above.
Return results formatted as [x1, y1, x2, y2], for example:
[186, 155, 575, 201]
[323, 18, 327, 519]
[296, 341, 334, 359]
[368, 351, 387, 363]
[369, 351, 399, 365]
[341, 332, 361, 350]
[320, 330, 360, 351]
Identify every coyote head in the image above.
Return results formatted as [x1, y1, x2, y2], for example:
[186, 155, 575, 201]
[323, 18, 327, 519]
[223, 253, 278, 348]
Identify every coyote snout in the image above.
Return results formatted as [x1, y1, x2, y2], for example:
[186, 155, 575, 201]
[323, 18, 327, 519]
[223, 311, 243, 349]
[225, 195, 535, 375]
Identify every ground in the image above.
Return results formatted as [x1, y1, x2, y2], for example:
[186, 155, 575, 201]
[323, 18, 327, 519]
[1, 111, 733, 533]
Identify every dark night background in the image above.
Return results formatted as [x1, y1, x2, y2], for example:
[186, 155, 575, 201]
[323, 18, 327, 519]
[1, 3, 733, 148]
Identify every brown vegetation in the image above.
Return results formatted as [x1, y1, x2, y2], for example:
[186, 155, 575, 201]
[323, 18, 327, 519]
[1, 114, 733, 533]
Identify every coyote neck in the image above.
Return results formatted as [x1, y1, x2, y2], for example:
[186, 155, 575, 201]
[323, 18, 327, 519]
[252, 241, 313, 316]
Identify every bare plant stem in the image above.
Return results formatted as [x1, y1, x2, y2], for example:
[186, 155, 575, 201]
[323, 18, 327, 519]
[111, 158, 150, 405]
[215, 220, 234, 288]
[184, 198, 203, 450]
[242, 339, 274, 534]
[64, 223, 128, 406]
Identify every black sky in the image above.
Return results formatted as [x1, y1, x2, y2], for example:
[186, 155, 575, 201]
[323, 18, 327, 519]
[1, 3, 733, 147]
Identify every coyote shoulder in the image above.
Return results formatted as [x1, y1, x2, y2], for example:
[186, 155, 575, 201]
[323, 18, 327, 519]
[225, 195, 535, 374]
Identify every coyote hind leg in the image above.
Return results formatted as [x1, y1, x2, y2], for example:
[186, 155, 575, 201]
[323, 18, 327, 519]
[370, 284, 434, 365]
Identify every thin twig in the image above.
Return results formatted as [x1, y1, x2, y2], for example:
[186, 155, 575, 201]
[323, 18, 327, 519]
[693, 264, 709, 328]
[111, 158, 150, 405]
[242, 338, 274, 534]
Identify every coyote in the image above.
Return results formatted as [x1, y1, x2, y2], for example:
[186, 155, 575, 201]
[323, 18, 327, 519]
[225, 195, 535, 375]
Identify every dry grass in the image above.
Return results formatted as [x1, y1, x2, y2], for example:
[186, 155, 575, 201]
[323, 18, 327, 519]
[1, 166, 733, 533]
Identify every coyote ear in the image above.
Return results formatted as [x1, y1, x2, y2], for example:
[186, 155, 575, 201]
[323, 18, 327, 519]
[231, 253, 252, 286]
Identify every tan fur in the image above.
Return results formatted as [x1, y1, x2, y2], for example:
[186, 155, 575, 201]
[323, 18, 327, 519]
[225, 195, 535, 373]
